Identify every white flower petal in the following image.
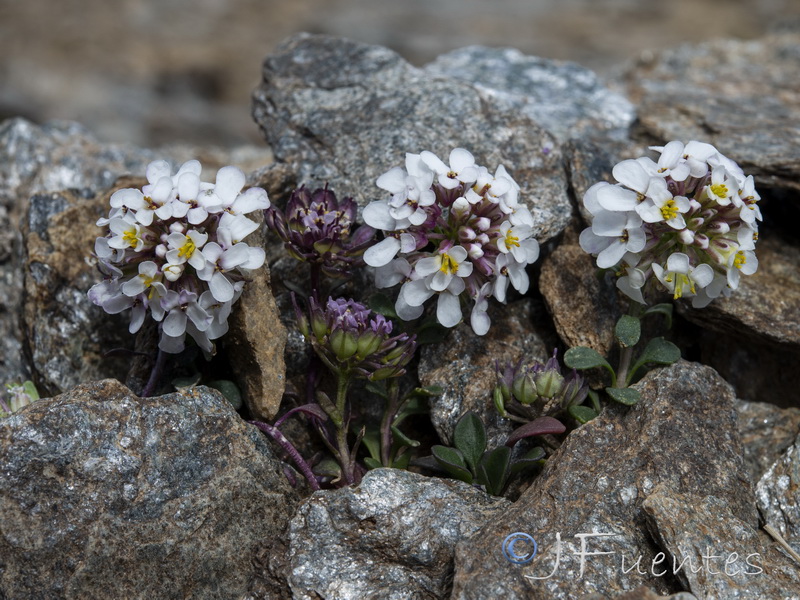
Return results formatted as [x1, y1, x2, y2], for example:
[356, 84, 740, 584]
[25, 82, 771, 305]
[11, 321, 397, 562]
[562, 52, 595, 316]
[364, 237, 400, 267]
[436, 292, 462, 328]
[209, 272, 235, 302]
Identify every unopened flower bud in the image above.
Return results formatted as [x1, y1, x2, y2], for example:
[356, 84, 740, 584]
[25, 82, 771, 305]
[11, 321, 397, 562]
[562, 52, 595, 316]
[475, 217, 490, 232]
[512, 373, 537, 405]
[678, 229, 695, 244]
[169, 222, 186, 234]
[163, 263, 184, 282]
[534, 369, 564, 400]
[329, 329, 358, 361]
[155, 244, 168, 259]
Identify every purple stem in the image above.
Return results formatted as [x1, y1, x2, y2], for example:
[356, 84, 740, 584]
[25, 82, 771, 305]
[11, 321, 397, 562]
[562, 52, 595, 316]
[141, 348, 167, 397]
[0, 396, 11, 415]
[249, 420, 321, 491]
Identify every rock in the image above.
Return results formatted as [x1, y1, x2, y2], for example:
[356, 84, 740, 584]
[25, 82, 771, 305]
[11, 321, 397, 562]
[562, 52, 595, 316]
[0, 379, 297, 599]
[736, 399, 800, 486]
[252, 33, 571, 243]
[450, 361, 756, 598]
[287, 468, 510, 600]
[644, 488, 800, 599]
[756, 432, 800, 549]
[677, 235, 800, 351]
[539, 237, 621, 358]
[418, 298, 551, 448]
[425, 46, 636, 143]
[226, 210, 287, 421]
[622, 33, 800, 195]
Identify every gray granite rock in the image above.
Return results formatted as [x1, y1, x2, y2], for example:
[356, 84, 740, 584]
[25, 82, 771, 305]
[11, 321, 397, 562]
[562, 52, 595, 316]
[450, 361, 756, 598]
[287, 468, 510, 600]
[622, 33, 800, 195]
[645, 489, 800, 599]
[418, 298, 551, 449]
[0, 379, 297, 599]
[736, 399, 800, 486]
[252, 33, 571, 243]
[425, 46, 636, 143]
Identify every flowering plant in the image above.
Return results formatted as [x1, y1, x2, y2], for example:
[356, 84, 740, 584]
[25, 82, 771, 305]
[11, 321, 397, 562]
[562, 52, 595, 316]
[362, 148, 540, 334]
[579, 141, 760, 307]
[88, 160, 268, 356]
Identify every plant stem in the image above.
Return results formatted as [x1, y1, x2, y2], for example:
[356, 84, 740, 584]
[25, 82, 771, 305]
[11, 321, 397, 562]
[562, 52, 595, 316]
[249, 420, 321, 491]
[141, 349, 167, 397]
[335, 371, 354, 484]
[310, 263, 321, 302]
[380, 380, 400, 466]
[615, 302, 644, 388]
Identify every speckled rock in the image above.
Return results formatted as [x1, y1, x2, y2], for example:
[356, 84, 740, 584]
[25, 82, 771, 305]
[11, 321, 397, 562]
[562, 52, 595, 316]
[622, 33, 800, 195]
[0, 379, 297, 599]
[756, 432, 800, 550]
[288, 468, 510, 600]
[418, 298, 551, 448]
[252, 33, 571, 243]
[539, 236, 621, 358]
[644, 489, 800, 599]
[736, 399, 800, 486]
[450, 361, 756, 599]
[425, 46, 636, 143]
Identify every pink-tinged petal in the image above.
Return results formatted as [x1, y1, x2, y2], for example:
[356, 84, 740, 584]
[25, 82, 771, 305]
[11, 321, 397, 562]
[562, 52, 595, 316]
[159, 332, 185, 354]
[232, 187, 270, 214]
[402, 279, 434, 307]
[666, 253, 691, 274]
[612, 159, 649, 192]
[110, 188, 144, 209]
[579, 228, 611, 255]
[450, 148, 475, 171]
[597, 185, 639, 212]
[215, 166, 246, 203]
[596, 240, 627, 269]
[163, 310, 187, 337]
[591, 210, 626, 236]
[209, 272, 235, 302]
[364, 237, 400, 267]
[415, 256, 441, 277]
[376, 167, 407, 194]
[146, 160, 171, 184]
[363, 201, 397, 230]
[178, 172, 200, 201]
[436, 292, 462, 328]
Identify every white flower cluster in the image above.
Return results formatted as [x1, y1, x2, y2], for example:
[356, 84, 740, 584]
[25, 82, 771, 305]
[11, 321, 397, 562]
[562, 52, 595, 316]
[89, 160, 269, 353]
[579, 141, 760, 307]
[363, 148, 539, 335]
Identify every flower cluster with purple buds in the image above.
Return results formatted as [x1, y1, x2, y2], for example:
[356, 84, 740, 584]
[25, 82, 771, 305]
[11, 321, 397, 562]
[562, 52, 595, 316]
[363, 148, 540, 335]
[265, 186, 375, 279]
[579, 141, 761, 307]
[88, 160, 269, 353]
[494, 351, 588, 420]
[295, 297, 417, 381]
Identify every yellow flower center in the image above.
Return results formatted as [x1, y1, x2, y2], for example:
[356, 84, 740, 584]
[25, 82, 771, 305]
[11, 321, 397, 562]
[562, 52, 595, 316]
[122, 229, 140, 248]
[710, 183, 728, 198]
[144, 195, 158, 210]
[178, 237, 196, 258]
[734, 251, 746, 269]
[504, 230, 520, 248]
[660, 199, 679, 221]
[440, 253, 459, 275]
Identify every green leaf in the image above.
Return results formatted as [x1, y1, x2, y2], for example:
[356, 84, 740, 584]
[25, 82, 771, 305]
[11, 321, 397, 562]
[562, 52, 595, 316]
[639, 337, 681, 365]
[568, 405, 598, 424]
[363, 457, 383, 470]
[431, 445, 473, 483]
[510, 446, 547, 474]
[564, 347, 615, 380]
[391, 451, 411, 470]
[605, 386, 641, 405]
[643, 303, 674, 329]
[368, 293, 398, 319]
[477, 446, 511, 496]
[394, 395, 429, 427]
[360, 427, 381, 461]
[22, 381, 39, 401]
[412, 385, 442, 397]
[207, 380, 243, 410]
[588, 389, 601, 413]
[614, 315, 641, 348]
[313, 458, 342, 478]
[390, 425, 420, 448]
[453, 412, 487, 472]
[364, 380, 388, 399]
[172, 373, 202, 389]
